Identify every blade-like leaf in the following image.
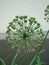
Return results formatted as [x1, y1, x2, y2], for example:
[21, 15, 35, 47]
[29, 55, 37, 65]
[39, 49, 45, 55]
[0, 58, 6, 65]
[11, 53, 19, 65]
[35, 56, 42, 65]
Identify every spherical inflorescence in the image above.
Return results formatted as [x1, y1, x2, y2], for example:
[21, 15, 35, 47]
[6, 16, 45, 53]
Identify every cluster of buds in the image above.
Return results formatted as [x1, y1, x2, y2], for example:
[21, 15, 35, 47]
[44, 5, 49, 22]
[6, 16, 45, 53]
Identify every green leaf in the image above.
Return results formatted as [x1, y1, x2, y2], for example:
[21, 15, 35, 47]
[29, 55, 37, 65]
[11, 45, 18, 50]
[39, 49, 45, 55]
[46, 49, 49, 53]
[6, 35, 11, 39]
[7, 41, 12, 45]
[15, 64, 18, 65]
[35, 56, 42, 65]
[33, 44, 37, 48]
[0, 58, 6, 65]
[11, 53, 19, 65]
[48, 50, 49, 52]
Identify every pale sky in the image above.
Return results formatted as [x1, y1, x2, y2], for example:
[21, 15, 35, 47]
[0, 0, 49, 33]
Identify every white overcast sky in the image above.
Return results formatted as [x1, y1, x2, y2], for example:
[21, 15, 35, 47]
[0, 0, 49, 33]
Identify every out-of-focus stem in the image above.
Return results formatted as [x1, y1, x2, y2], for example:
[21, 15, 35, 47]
[25, 40, 29, 65]
[30, 30, 49, 65]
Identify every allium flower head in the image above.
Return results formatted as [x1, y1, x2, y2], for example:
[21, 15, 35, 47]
[6, 16, 45, 53]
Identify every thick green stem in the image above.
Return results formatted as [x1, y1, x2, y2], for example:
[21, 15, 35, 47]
[25, 39, 29, 65]
[11, 52, 19, 65]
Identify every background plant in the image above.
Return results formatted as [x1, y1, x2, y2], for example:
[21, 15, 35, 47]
[44, 5, 49, 22]
[29, 4, 49, 65]
[44, 5, 49, 54]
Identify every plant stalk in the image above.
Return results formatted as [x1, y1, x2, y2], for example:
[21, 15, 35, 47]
[25, 39, 29, 65]
[30, 30, 49, 65]
[35, 30, 49, 64]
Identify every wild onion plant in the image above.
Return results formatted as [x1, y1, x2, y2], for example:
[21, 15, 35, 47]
[5, 5, 49, 65]
[6, 15, 45, 65]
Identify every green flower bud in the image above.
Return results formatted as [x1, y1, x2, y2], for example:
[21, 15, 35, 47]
[48, 30, 49, 32]
[30, 17, 35, 20]
[47, 5, 49, 9]
[44, 18, 46, 20]
[9, 22, 13, 25]
[11, 25, 16, 29]
[42, 33, 44, 36]
[6, 29, 10, 34]
[18, 21, 23, 26]
[34, 21, 37, 24]
[40, 29, 42, 32]
[44, 13, 47, 16]
[35, 26, 40, 29]
[37, 23, 40, 27]
[29, 17, 36, 25]
[23, 15, 28, 19]
[47, 20, 49, 22]
[29, 19, 33, 25]
[44, 9, 48, 12]
[13, 19, 18, 22]
[24, 19, 27, 23]
[19, 16, 23, 20]
[15, 16, 19, 18]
